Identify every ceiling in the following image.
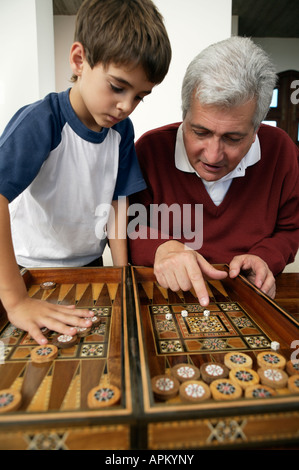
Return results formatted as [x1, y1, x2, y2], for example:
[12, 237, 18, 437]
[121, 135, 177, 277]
[53, 0, 299, 38]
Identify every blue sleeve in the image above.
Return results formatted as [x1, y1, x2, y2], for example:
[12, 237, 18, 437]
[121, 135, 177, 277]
[0, 94, 62, 202]
[113, 118, 146, 199]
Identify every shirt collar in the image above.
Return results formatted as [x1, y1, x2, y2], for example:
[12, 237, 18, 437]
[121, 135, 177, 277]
[175, 123, 261, 182]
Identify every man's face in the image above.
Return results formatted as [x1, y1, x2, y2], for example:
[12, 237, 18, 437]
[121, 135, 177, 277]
[182, 95, 258, 181]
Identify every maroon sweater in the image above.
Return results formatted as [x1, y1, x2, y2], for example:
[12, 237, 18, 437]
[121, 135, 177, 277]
[129, 123, 299, 275]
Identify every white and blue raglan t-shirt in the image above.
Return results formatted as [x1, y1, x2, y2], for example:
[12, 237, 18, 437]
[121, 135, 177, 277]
[0, 89, 146, 267]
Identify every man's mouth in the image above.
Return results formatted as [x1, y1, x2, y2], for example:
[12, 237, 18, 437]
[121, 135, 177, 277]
[201, 162, 224, 172]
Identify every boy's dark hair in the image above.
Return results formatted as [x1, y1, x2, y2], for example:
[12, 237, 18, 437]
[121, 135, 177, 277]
[71, 0, 171, 84]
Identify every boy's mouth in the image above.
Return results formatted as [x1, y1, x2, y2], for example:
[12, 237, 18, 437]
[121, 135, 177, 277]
[107, 114, 122, 124]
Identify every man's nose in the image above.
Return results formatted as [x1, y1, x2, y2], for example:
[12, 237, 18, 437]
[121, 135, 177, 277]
[205, 136, 224, 163]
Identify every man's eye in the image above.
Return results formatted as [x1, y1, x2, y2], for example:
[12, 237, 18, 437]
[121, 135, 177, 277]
[194, 130, 208, 138]
[224, 136, 242, 143]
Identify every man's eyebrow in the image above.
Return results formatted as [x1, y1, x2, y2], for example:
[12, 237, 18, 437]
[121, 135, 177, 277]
[110, 75, 152, 95]
[190, 123, 247, 136]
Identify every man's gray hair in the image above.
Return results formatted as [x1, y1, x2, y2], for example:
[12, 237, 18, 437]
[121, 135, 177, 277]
[181, 36, 277, 130]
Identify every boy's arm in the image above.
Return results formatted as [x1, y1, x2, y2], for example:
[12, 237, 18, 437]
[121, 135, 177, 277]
[0, 194, 93, 344]
[107, 198, 128, 266]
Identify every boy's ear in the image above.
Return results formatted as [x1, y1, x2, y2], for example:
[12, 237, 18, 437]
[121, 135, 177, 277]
[69, 42, 86, 77]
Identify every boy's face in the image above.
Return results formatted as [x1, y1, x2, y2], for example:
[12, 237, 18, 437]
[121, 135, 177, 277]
[70, 46, 155, 132]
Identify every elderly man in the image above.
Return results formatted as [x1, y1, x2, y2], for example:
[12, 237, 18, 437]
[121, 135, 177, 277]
[129, 36, 299, 306]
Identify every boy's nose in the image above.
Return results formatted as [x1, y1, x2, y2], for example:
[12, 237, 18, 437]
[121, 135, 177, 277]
[117, 97, 134, 115]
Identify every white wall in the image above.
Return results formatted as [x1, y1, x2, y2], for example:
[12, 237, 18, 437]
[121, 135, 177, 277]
[54, 0, 232, 140]
[253, 38, 299, 72]
[0, 0, 55, 134]
[54, 15, 76, 93]
[252, 37, 299, 273]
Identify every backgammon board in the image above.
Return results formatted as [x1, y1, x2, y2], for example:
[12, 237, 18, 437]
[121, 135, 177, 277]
[131, 266, 299, 450]
[0, 267, 134, 450]
[0, 265, 299, 450]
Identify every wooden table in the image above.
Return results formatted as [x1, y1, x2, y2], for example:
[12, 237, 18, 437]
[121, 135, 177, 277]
[275, 272, 299, 321]
[0, 267, 298, 450]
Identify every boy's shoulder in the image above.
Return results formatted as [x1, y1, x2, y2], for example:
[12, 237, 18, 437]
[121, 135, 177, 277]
[1, 91, 66, 143]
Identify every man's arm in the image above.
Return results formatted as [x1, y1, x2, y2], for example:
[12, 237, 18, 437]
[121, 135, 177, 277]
[0, 194, 93, 344]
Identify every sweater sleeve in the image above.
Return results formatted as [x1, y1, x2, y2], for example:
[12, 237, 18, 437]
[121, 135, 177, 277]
[247, 132, 299, 275]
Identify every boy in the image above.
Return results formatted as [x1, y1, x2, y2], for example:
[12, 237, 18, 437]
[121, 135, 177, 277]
[0, 0, 171, 345]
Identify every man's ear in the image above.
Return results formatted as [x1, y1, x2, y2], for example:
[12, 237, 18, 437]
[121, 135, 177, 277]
[69, 42, 86, 77]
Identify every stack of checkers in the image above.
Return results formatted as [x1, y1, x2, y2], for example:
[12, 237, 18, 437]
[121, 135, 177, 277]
[24, 281, 104, 359]
[150, 350, 299, 404]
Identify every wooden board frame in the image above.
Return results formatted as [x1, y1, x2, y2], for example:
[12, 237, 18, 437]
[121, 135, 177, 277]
[0, 265, 299, 450]
[131, 265, 299, 450]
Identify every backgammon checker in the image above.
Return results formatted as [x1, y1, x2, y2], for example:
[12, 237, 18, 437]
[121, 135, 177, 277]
[229, 367, 260, 390]
[224, 352, 253, 369]
[245, 384, 277, 399]
[151, 375, 180, 401]
[200, 362, 229, 384]
[258, 367, 288, 389]
[87, 384, 121, 408]
[52, 334, 78, 349]
[31, 344, 58, 363]
[179, 380, 211, 402]
[171, 364, 200, 383]
[210, 379, 242, 400]
[0, 389, 22, 413]
[257, 351, 286, 369]
[288, 375, 299, 394]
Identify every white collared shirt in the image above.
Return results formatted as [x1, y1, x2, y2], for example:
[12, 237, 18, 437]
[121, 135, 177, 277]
[175, 124, 261, 206]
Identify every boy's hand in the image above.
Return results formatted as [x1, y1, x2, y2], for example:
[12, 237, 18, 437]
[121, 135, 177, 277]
[7, 297, 94, 345]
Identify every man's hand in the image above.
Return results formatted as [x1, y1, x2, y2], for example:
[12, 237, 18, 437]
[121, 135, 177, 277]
[7, 297, 94, 345]
[154, 241, 227, 306]
[229, 254, 276, 298]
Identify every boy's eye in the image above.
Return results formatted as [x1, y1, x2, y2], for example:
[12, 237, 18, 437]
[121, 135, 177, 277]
[110, 83, 123, 93]
[110, 83, 144, 103]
